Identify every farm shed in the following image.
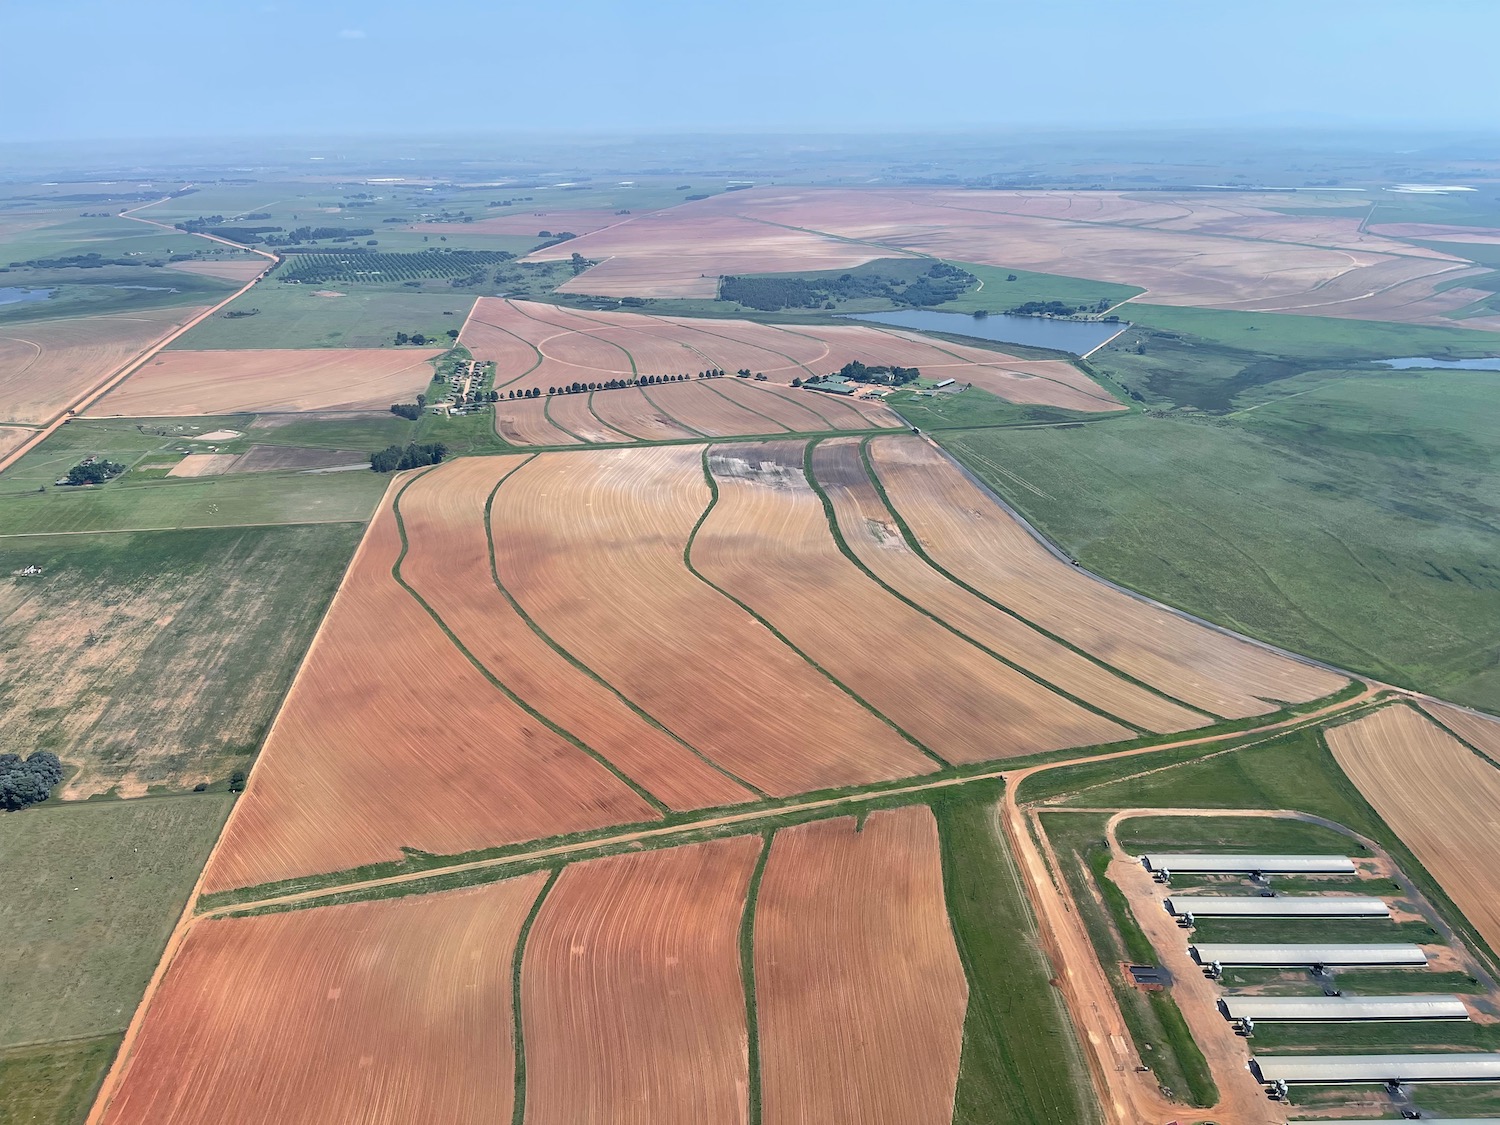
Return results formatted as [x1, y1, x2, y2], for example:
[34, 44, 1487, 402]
[1252, 1053, 1500, 1084]
[1189, 943, 1428, 967]
[1166, 895, 1389, 918]
[1222, 995, 1469, 1022]
[1143, 853, 1356, 875]
[803, 376, 856, 396]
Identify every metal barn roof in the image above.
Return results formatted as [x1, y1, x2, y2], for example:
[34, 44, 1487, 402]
[1190, 943, 1427, 966]
[1306, 1120, 1499, 1124]
[1143, 853, 1356, 874]
[1166, 895, 1388, 917]
[1223, 995, 1469, 1022]
[1253, 1052, 1500, 1083]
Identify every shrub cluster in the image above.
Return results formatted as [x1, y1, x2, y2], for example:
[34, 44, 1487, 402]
[370, 442, 447, 473]
[0, 751, 63, 810]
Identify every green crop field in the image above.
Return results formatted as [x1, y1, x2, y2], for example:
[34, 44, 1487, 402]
[0, 796, 231, 1047]
[935, 261, 1142, 315]
[276, 248, 517, 285]
[0, 1037, 119, 1125]
[166, 284, 476, 349]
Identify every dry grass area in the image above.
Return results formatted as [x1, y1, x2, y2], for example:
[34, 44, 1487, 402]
[531, 188, 1489, 324]
[164, 258, 268, 283]
[87, 347, 441, 416]
[489, 447, 937, 792]
[0, 424, 38, 463]
[99, 874, 547, 1125]
[520, 838, 760, 1124]
[1423, 700, 1500, 765]
[469, 298, 1115, 414]
[697, 441, 1132, 760]
[166, 453, 239, 477]
[868, 434, 1346, 718]
[201, 482, 659, 894]
[227, 445, 366, 473]
[1327, 705, 1500, 955]
[755, 807, 967, 1124]
[0, 308, 208, 424]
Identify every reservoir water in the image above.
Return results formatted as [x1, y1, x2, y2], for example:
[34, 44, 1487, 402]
[0, 287, 54, 306]
[842, 309, 1126, 355]
[1378, 356, 1500, 371]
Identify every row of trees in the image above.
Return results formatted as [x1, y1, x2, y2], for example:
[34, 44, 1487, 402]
[370, 442, 448, 473]
[65, 459, 126, 485]
[0, 751, 63, 810]
[505, 370, 729, 400]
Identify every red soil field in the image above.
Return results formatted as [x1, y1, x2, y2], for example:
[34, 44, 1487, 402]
[201, 479, 659, 894]
[88, 347, 441, 416]
[520, 838, 760, 1125]
[1423, 700, 1500, 765]
[586, 384, 699, 440]
[488, 446, 936, 792]
[495, 395, 580, 446]
[0, 307, 209, 425]
[100, 874, 548, 1125]
[165, 258, 270, 283]
[396, 459, 754, 809]
[696, 441, 1131, 760]
[755, 807, 967, 1125]
[810, 438, 1204, 733]
[867, 435, 1346, 718]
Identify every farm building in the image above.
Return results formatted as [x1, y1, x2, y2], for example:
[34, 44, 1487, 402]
[803, 376, 857, 396]
[1222, 995, 1469, 1022]
[1252, 1053, 1500, 1084]
[1165, 895, 1388, 918]
[1189, 943, 1428, 967]
[1142, 853, 1356, 875]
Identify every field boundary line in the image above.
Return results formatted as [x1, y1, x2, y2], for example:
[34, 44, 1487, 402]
[689, 443, 950, 768]
[858, 435, 1221, 720]
[509, 867, 559, 1125]
[637, 382, 709, 437]
[390, 469, 670, 814]
[582, 389, 638, 440]
[697, 378, 793, 433]
[483, 459, 766, 798]
[802, 438, 1147, 735]
[539, 393, 588, 444]
[739, 832, 772, 1125]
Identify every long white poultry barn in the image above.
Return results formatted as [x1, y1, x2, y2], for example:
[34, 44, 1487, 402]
[1142, 853, 1357, 874]
[1253, 1053, 1500, 1083]
[1189, 943, 1427, 966]
[1166, 895, 1388, 917]
[1222, 995, 1469, 1021]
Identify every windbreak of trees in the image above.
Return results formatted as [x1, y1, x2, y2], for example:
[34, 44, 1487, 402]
[836, 360, 920, 386]
[1009, 298, 1115, 317]
[0, 751, 63, 810]
[370, 442, 447, 473]
[65, 459, 126, 485]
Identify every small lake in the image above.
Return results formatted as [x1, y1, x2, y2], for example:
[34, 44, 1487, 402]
[0, 287, 54, 306]
[1378, 356, 1500, 371]
[841, 309, 1127, 355]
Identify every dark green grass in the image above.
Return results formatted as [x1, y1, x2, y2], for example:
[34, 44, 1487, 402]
[1220, 966, 1483, 995]
[934, 371, 1500, 710]
[0, 268, 239, 325]
[935, 262, 1142, 314]
[166, 284, 476, 349]
[886, 386, 1106, 431]
[240, 411, 418, 451]
[0, 1036, 119, 1125]
[0, 797, 231, 1046]
[936, 782, 1100, 1123]
[1041, 812, 1219, 1107]
[1251, 1018, 1500, 1054]
[1187, 917, 1439, 945]
[1115, 815, 1364, 855]
[1406, 1083, 1500, 1118]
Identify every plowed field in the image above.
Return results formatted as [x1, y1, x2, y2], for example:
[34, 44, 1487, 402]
[88, 348, 441, 416]
[1424, 700, 1500, 765]
[100, 874, 548, 1125]
[697, 441, 1131, 760]
[495, 396, 580, 445]
[755, 807, 968, 1124]
[519, 838, 760, 1125]
[201, 477, 659, 894]
[868, 434, 1346, 718]
[1327, 705, 1500, 954]
[0, 308, 209, 425]
[587, 384, 699, 440]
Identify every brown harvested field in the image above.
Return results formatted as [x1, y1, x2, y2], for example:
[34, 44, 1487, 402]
[0, 307, 209, 424]
[709, 377, 829, 431]
[810, 438, 1204, 733]
[1422, 700, 1500, 765]
[1370, 222, 1500, 244]
[201, 480, 659, 894]
[164, 258, 269, 283]
[755, 807, 967, 1125]
[166, 452, 239, 477]
[495, 395, 580, 446]
[87, 347, 442, 416]
[1327, 705, 1500, 955]
[464, 299, 1117, 414]
[408, 208, 625, 237]
[0, 424, 39, 463]
[586, 384, 699, 440]
[544, 389, 633, 442]
[697, 441, 1131, 760]
[644, 379, 788, 436]
[99, 874, 547, 1125]
[396, 458, 755, 809]
[489, 446, 937, 792]
[520, 838, 760, 1125]
[869, 434, 1347, 718]
[226, 444, 367, 473]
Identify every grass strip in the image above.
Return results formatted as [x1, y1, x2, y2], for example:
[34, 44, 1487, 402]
[859, 435, 1220, 721]
[390, 471, 669, 814]
[686, 443, 950, 768]
[739, 832, 772, 1125]
[803, 438, 1146, 735]
[509, 867, 560, 1125]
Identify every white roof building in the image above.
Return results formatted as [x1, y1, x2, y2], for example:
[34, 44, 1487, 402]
[1166, 895, 1388, 917]
[1253, 1053, 1500, 1083]
[1222, 995, 1468, 1021]
[1190, 943, 1427, 966]
[1143, 853, 1356, 874]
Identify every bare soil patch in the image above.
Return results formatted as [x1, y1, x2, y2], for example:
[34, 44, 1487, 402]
[166, 453, 239, 478]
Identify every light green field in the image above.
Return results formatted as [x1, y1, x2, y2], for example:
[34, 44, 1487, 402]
[935, 261, 1141, 314]
[0, 268, 238, 326]
[0, 214, 255, 266]
[166, 283, 475, 348]
[0, 1037, 118, 1125]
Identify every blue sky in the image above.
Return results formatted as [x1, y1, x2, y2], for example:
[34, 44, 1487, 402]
[4, 0, 1496, 141]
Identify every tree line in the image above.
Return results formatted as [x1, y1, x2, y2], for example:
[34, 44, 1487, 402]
[370, 443, 447, 473]
[719, 262, 974, 312]
[0, 751, 63, 810]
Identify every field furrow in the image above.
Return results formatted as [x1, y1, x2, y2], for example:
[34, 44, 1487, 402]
[495, 396, 581, 446]
[519, 838, 760, 1125]
[1423, 700, 1500, 765]
[710, 377, 828, 431]
[544, 390, 628, 442]
[588, 385, 700, 440]
[756, 807, 967, 1125]
[697, 441, 1131, 761]
[641, 380, 782, 435]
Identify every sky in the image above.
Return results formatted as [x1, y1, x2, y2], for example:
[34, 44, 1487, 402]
[4, 0, 1498, 142]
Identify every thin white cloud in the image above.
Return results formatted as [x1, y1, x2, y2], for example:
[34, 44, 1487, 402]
[338, 28, 366, 39]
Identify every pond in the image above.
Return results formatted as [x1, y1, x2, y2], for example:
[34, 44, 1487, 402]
[1377, 356, 1500, 371]
[0, 287, 55, 306]
[841, 309, 1127, 355]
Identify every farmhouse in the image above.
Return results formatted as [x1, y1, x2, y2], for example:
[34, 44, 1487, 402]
[1221, 995, 1469, 1022]
[1252, 1053, 1500, 1084]
[1189, 943, 1428, 967]
[1165, 895, 1389, 918]
[1143, 853, 1357, 875]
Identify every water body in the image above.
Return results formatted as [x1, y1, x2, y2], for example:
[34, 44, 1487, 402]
[1378, 356, 1500, 371]
[0, 287, 54, 306]
[842, 309, 1126, 355]
[111, 285, 179, 292]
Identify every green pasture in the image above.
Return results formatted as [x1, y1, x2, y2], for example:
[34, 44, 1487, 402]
[166, 283, 475, 349]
